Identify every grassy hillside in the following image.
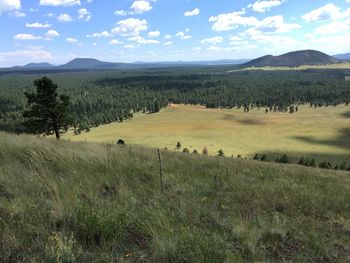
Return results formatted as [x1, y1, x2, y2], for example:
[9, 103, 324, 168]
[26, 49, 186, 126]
[0, 133, 349, 262]
[65, 104, 350, 164]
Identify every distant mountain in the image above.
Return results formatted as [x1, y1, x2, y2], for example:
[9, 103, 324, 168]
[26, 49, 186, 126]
[58, 58, 128, 69]
[23, 63, 54, 68]
[333, 53, 350, 61]
[243, 50, 340, 68]
[11, 62, 55, 69]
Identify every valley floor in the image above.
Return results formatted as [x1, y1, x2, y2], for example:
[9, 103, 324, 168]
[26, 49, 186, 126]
[65, 104, 350, 164]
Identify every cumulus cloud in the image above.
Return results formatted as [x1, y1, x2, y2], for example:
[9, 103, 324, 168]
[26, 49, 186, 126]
[302, 3, 350, 22]
[163, 41, 172, 46]
[87, 31, 111, 38]
[66, 37, 77, 43]
[256, 15, 300, 33]
[124, 44, 136, 49]
[164, 34, 172, 39]
[108, 39, 122, 45]
[39, 0, 80, 6]
[10, 10, 25, 17]
[78, 8, 91, 21]
[114, 10, 128, 16]
[209, 10, 257, 31]
[209, 10, 299, 34]
[131, 0, 152, 14]
[0, 0, 21, 14]
[176, 31, 192, 40]
[57, 13, 73, 22]
[184, 8, 200, 17]
[148, 31, 160, 38]
[45, 29, 59, 39]
[248, 0, 284, 13]
[26, 22, 51, 28]
[112, 18, 148, 36]
[128, 35, 159, 44]
[200, 36, 223, 44]
[14, 33, 42, 40]
[0, 48, 53, 67]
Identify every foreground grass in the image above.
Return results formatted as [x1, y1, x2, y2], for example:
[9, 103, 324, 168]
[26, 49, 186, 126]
[65, 104, 350, 164]
[0, 132, 349, 262]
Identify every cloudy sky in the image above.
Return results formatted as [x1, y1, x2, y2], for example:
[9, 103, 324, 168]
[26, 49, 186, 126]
[0, 0, 350, 66]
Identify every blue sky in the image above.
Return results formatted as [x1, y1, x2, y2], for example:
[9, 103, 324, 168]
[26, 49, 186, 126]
[0, 0, 350, 66]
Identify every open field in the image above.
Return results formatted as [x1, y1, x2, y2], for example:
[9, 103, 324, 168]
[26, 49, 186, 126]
[65, 104, 350, 164]
[1, 132, 349, 262]
[232, 63, 350, 72]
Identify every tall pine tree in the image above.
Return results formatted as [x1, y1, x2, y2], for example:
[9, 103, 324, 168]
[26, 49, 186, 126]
[23, 77, 73, 139]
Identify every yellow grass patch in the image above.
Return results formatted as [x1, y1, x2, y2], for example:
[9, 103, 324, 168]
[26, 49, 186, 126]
[64, 104, 350, 162]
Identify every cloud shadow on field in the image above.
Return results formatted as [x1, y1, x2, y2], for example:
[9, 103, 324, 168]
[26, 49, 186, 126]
[340, 111, 350, 118]
[293, 128, 350, 152]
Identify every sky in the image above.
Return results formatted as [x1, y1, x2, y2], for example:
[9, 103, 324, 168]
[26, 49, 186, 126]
[0, 0, 350, 66]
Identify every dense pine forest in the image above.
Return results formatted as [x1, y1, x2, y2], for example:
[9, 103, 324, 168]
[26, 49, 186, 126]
[1, 68, 350, 133]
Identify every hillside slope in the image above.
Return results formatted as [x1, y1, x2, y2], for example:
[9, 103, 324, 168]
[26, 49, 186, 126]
[0, 133, 349, 262]
[243, 50, 340, 68]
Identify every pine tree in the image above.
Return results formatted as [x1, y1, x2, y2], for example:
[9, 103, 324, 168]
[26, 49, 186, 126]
[23, 77, 73, 140]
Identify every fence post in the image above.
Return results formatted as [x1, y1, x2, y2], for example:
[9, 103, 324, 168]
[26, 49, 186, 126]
[157, 148, 163, 194]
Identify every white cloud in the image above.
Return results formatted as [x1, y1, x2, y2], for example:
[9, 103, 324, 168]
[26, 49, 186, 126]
[201, 36, 223, 44]
[14, 34, 42, 40]
[114, 10, 128, 16]
[112, 18, 148, 36]
[209, 10, 258, 31]
[302, 3, 350, 22]
[109, 39, 122, 45]
[87, 30, 111, 38]
[0, 0, 21, 14]
[148, 31, 160, 38]
[248, 0, 284, 13]
[256, 15, 300, 33]
[176, 31, 192, 40]
[57, 13, 73, 22]
[128, 35, 159, 44]
[10, 10, 25, 17]
[131, 0, 152, 14]
[164, 34, 172, 39]
[184, 8, 200, 17]
[26, 22, 51, 28]
[163, 41, 172, 46]
[209, 11, 299, 34]
[39, 0, 80, 6]
[78, 8, 91, 21]
[66, 37, 77, 43]
[45, 29, 59, 38]
[124, 44, 136, 49]
[0, 48, 53, 66]
[310, 18, 350, 35]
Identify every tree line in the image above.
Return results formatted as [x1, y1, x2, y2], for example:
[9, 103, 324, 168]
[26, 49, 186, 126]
[0, 69, 349, 133]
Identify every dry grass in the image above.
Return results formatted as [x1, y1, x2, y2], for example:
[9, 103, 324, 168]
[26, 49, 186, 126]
[64, 104, 350, 163]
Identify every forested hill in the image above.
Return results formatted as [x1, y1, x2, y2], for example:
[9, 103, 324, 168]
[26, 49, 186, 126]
[243, 50, 340, 68]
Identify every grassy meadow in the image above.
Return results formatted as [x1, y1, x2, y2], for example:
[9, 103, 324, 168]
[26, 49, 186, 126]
[65, 104, 350, 164]
[0, 132, 349, 262]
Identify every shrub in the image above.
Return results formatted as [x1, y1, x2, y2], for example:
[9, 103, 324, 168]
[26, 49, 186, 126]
[276, 154, 290, 164]
[182, 148, 189, 153]
[218, 149, 224, 157]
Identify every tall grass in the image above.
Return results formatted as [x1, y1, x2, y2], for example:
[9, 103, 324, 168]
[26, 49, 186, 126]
[0, 132, 349, 262]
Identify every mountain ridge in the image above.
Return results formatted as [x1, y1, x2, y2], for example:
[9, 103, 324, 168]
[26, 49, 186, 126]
[243, 50, 340, 68]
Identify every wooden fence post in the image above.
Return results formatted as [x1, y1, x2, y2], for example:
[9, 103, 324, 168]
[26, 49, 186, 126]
[157, 148, 163, 194]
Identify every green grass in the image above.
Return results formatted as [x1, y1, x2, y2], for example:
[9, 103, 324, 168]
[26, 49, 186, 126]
[65, 104, 350, 164]
[0, 132, 349, 262]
